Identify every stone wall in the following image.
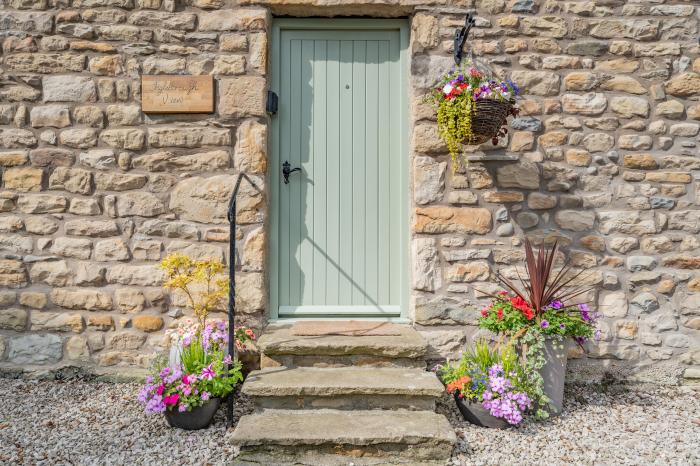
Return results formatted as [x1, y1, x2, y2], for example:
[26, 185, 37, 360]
[0, 0, 698, 384]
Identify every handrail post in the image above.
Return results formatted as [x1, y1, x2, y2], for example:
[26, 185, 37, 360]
[226, 173, 259, 428]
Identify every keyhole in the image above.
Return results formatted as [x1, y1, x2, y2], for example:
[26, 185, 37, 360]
[345, 84, 350, 89]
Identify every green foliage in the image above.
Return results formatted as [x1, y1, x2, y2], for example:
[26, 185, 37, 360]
[436, 92, 474, 169]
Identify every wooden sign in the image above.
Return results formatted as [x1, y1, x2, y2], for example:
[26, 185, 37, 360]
[141, 75, 214, 113]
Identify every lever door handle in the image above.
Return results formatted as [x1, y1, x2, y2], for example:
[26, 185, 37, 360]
[282, 160, 301, 184]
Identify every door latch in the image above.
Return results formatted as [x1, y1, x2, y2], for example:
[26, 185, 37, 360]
[282, 161, 301, 184]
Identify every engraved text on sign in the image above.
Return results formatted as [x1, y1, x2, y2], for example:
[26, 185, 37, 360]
[141, 75, 214, 113]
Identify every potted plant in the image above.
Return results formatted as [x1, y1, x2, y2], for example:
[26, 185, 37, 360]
[428, 65, 520, 168]
[138, 320, 254, 430]
[478, 239, 600, 415]
[137, 253, 255, 429]
[438, 340, 533, 428]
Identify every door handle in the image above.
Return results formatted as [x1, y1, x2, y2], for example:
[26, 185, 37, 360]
[282, 160, 301, 184]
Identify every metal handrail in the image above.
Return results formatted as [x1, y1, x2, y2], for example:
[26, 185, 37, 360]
[226, 172, 260, 427]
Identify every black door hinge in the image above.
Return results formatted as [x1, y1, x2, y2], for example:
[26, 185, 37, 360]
[267, 90, 278, 115]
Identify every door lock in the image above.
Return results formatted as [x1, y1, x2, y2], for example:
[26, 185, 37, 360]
[282, 161, 301, 184]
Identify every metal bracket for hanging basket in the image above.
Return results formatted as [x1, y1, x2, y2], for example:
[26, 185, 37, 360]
[454, 13, 476, 66]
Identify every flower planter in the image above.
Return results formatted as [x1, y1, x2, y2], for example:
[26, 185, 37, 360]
[164, 398, 220, 430]
[465, 99, 515, 145]
[540, 337, 567, 415]
[453, 393, 509, 429]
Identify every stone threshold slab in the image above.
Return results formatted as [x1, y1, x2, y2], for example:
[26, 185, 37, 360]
[291, 320, 403, 336]
[258, 323, 427, 358]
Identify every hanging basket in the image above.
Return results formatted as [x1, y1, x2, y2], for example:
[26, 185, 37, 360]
[464, 99, 515, 146]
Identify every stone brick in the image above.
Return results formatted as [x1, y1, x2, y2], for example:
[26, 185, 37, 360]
[198, 8, 267, 31]
[665, 72, 700, 97]
[414, 156, 445, 205]
[510, 71, 560, 96]
[48, 167, 92, 195]
[0, 308, 28, 331]
[30, 105, 71, 128]
[42, 76, 96, 102]
[0, 151, 28, 167]
[234, 120, 266, 173]
[170, 175, 244, 224]
[65, 219, 119, 237]
[59, 129, 98, 149]
[147, 127, 230, 148]
[8, 334, 62, 364]
[5, 53, 85, 73]
[31, 312, 84, 333]
[94, 172, 147, 191]
[50, 237, 93, 260]
[1, 129, 37, 148]
[218, 77, 266, 118]
[3, 167, 43, 192]
[0, 260, 28, 288]
[106, 265, 165, 286]
[133, 315, 164, 332]
[94, 238, 130, 261]
[496, 160, 539, 189]
[30, 148, 75, 167]
[414, 207, 492, 235]
[562, 93, 607, 115]
[610, 96, 650, 118]
[623, 154, 657, 170]
[17, 194, 68, 213]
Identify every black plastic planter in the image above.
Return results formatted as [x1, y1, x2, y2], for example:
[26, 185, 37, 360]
[453, 393, 509, 429]
[165, 398, 220, 430]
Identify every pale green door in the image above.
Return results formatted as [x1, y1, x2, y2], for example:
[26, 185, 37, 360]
[270, 19, 408, 319]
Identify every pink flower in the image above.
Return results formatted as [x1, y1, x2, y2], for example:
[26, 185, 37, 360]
[156, 385, 165, 396]
[200, 364, 216, 381]
[223, 354, 233, 365]
[201, 391, 210, 401]
[163, 394, 179, 407]
[182, 375, 191, 385]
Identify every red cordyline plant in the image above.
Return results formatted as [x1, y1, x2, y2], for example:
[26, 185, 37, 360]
[494, 239, 591, 318]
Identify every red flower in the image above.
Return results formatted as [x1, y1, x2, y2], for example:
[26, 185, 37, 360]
[497, 308, 503, 320]
[510, 296, 535, 320]
[498, 291, 508, 296]
[480, 309, 488, 317]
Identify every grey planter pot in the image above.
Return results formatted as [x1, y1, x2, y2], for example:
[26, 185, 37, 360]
[453, 393, 509, 429]
[539, 337, 567, 415]
[165, 398, 220, 430]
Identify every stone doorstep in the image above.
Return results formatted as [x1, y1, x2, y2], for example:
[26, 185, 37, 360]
[257, 322, 428, 359]
[262, 353, 427, 369]
[242, 366, 444, 410]
[243, 367, 444, 398]
[231, 409, 456, 452]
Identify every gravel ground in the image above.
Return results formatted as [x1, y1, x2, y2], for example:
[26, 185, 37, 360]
[1, 377, 698, 465]
[440, 383, 700, 466]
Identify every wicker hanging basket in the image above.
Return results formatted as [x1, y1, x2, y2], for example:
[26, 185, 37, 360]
[463, 99, 515, 145]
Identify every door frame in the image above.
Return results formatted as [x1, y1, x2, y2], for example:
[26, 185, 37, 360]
[268, 18, 410, 321]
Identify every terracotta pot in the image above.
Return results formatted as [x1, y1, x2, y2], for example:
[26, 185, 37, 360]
[453, 393, 509, 429]
[164, 398, 220, 430]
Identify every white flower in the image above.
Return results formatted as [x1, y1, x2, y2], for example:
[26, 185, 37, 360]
[501, 92, 511, 99]
[442, 84, 454, 95]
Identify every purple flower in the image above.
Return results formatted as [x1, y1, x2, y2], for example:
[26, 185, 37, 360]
[549, 300, 563, 309]
[579, 303, 592, 322]
[159, 367, 171, 378]
[178, 403, 188, 413]
[217, 321, 226, 331]
[223, 354, 233, 365]
[540, 320, 550, 329]
[145, 395, 166, 414]
[559, 324, 566, 330]
[201, 391, 210, 401]
[487, 364, 503, 378]
[200, 364, 216, 381]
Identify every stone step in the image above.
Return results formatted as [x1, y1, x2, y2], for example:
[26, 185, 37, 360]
[242, 366, 444, 410]
[258, 322, 428, 368]
[232, 409, 456, 466]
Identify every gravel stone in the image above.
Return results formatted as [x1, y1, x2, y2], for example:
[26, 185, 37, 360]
[0, 378, 252, 465]
[439, 383, 699, 465]
[0, 379, 696, 465]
